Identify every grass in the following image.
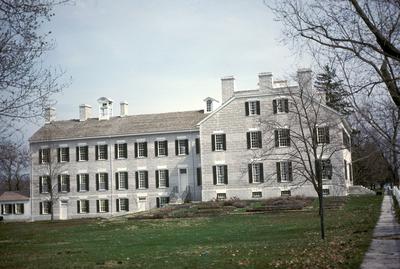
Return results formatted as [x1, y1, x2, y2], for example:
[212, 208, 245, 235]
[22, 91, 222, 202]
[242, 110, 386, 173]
[0, 195, 381, 269]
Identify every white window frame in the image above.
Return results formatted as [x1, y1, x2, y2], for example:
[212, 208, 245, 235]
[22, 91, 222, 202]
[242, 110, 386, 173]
[78, 146, 88, 161]
[159, 170, 167, 188]
[40, 148, 50, 164]
[252, 192, 262, 198]
[99, 200, 108, 213]
[281, 190, 291, 197]
[206, 100, 213, 112]
[215, 134, 225, 151]
[99, 173, 107, 191]
[14, 203, 24, 215]
[138, 171, 147, 189]
[276, 98, 288, 113]
[280, 162, 291, 182]
[317, 127, 329, 144]
[216, 165, 225, 185]
[2, 204, 12, 215]
[59, 147, 69, 162]
[79, 200, 89, 214]
[137, 142, 146, 158]
[117, 143, 127, 159]
[278, 129, 290, 147]
[321, 159, 332, 180]
[79, 174, 89, 192]
[178, 140, 187, 155]
[119, 198, 128, 211]
[252, 163, 261, 183]
[157, 141, 167, 156]
[42, 201, 50, 215]
[40, 176, 49, 193]
[159, 197, 169, 208]
[249, 101, 258, 115]
[97, 144, 108, 160]
[217, 193, 227, 201]
[250, 131, 261, 149]
[60, 175, 69, 192]
[118, 172, 128, 190]
[323, 188, 330, 195]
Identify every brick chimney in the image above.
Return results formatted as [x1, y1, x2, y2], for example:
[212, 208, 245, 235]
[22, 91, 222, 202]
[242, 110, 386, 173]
[79, 104, 92, 121]
[221, 76, 234, 103]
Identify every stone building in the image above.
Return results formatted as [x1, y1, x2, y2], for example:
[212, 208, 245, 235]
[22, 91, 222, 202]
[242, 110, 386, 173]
[29, 69, 353, 220]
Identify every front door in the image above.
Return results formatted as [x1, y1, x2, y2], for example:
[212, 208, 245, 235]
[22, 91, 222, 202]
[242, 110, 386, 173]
[137, 197, 146, 212]
[179, 168, 188, 193]
[59, 201, 68, 220]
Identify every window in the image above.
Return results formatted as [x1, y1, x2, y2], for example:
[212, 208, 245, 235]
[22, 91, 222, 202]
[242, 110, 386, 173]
[58, 147, 69, 162]
[96, 173, 109, 191]
[40, 201, 51, 215]
[175, 139, 189, 155]
[77, 174, 89, 192]
[217, 193, 227, 201]
[252, 192, 262, 198]
[76, 146, 89, 161]
[349, 163, 353, 182]
[317, 127, 330, 144]
[213, 165, 228, 185]
[157, 197, 170, 208]
[248, 163, 264, 183]
[155, 140, 168, 157]
[197, 167, 202, 186]
[245, 101, 260, 116]
[344, 160, 348, 180]
[273, 98, 289, 114]
[14, 204, 24, 215]
[39, 148, 50, 164]
[40, 176, 50, 193]
[77, 200, 89, 214]
[281, 190, 291, 197]
[136, 171, 148, 189]
[212, 134, 226, 151]
[58, 175, 70, 193]
[96, 144, 108, 160]
[97, 199, 109, 213]
[117, 198, 129, 212]
[115, 143, 127, 159]
[323, 189, 330, 195]
[321, 159, 332, 180]
[135, 142, 148, 158]
[195, 138, 200, 154]
[206, 99, 213, 112]
[116, 172, 128, 190]
[2, 204, 12, 215]
[247, 131, 262, 149]
[275, 129, 290, 147]
[343, 130, 350, 149]
[277, 161, 293, 182]
[156, 170, 169, 188]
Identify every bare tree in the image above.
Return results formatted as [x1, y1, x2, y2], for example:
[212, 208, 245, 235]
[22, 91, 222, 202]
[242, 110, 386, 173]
[268, 0, 400, 108]
[0, 140, 30, 192]
[248, 71, 350, 239]
[0, 0, 70, 139]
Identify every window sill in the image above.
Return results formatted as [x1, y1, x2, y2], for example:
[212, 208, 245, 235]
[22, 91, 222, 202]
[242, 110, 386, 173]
[97, 158, 108, 161]
[136, 156, 147, 159]
[177, 154, 188, 156]
[97, 189, 108, 192]
[78, 190, 88, 193]
[157, 155, 167, 158]
[117, 188, 128, 191]
[116, 158, 127, 160]
[77, 160, 89, 162]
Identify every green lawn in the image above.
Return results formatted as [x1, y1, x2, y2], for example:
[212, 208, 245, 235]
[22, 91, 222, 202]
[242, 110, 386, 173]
[0, 196, 382, 269]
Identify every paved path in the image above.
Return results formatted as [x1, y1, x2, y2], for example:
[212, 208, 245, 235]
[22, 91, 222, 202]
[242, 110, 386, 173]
[360, 195, 400, 269]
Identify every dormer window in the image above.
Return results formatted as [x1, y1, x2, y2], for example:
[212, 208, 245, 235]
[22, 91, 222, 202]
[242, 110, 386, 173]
[203, 97, 219, 114]
[97, 97, 113, 120]
[206, 100, 213, 112]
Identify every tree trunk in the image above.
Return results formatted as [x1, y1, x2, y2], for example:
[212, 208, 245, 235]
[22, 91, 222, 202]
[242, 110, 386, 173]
[318, 192, 325, 240]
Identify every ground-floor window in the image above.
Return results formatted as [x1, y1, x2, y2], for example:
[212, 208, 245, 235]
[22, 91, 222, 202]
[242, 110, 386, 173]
[1, 204, 12, 215]
[117, 198, 129, 212]
[14, 204, 24, 215]
[281, 190, 291, 197]
[216, 193, 227, 201]
[323, 189, 330, 196]
[77, 200, 89, 214]
[97, 199, 109, 213]
[156, 197, 170, 208]
[40, 201, 51, 215]
[252, 192, 262, 198]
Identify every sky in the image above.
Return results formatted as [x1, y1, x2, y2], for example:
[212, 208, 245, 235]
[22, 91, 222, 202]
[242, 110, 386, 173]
[27, 0, 309, 138]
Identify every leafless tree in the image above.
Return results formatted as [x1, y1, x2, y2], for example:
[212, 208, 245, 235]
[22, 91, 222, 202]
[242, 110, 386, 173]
[0, 0, 70, 139]
[0, 140, 30, 192]
[248, 71, 350, 239]
[268, 0, 400, 109]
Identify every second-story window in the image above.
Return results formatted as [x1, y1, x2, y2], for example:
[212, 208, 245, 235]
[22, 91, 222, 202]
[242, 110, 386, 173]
[247, 131, 262, 149]
[58, 175, 70, 193]
[96, 144, 108, 160]
[39, 148, 50, 164]
[273, 98, 289, 114]
[77, 174, 89, 192]
[76, 146, 89, 161]
[96, 173, 109, 191]
[115, 172, 128, 190]
[135, 142, 148, 158]
[58, 147, 69, 162]
[175, 139, 189, 156]
[317, 127, 330, 144]
[136, 171, 149, 189]
[248, 163, 264, 183]
[212, 134, 226, 151]
[156, 169, 169, 188]
[39, 176, 50, 193]
[155, 140, 168, 157]
[245, 101, 260, 116]
[274, 129, 290, 147]
[212, 165, 228, 185]
[115, 143, 127, 159]
[316, 159, 332, 180]
[277, 161, 293, 182]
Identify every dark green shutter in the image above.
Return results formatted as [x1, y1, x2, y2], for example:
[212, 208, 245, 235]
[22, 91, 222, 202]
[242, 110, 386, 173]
[124, 143, 128, 158]
[21, 204, 24, 214]
[116, 199, 120, 212]
[223, 134, 227, 150]
[125, 172, 128, 189]
[166, 170, 169, 187]
[47, 177, 51, 192]
[39, 149, 43, 164]
[105, 173, 109, 190]
[86, 200, 90, 213]
[197, 168, 202, 186]
[67, 175, 70, 192]
[212, 166, 217, 185]
[77, 175, 80, 192]
[96, 174, 99, 190]
[77, 201, 80, 214]
[57, 148, 61, 162]
[114, 144, 118, 159]
[274, 130, 279, 147]
[96, 200, 99, 213]
[105, 200, 109, 212]
[40, 202, 43, 215]
[248, 164, 253, 183]
[211, 135, 216, 151]
[164, 141, 168, 156]
[143, 142, 148, 157]
[256, 101, 260, 115]
[288, 162, 293, 182]
[258, 131, 262, 148]
[224, 165, 228, 184]
[284, 99, 289, 113]
[155, 170, 159, 188]
[260, 163, 264, 183]
[277, 162, 281, 182]
[185, 140, 189, 155]
[325, 127, 330, 144]
[86, 175, 89, 191]
[58, 175, 61, 192]
[155, 141, 158, 157]
[145, 171, 149, 188]
[195, 138, 200, 154]
[245, 102, 249, 116]
[135, 172, 139, 189]
[95, 145, 99, 160]
[115, 173, 119, 190]
[126, 199, 129, 211]
[76, 147, 79, 161]
[134, 143, 138, 158]
[175, 140, 179, 155]
[273, 100, 277, 114]
[247, 132, 251, 149]
[39, 177, 43, 193]
[156, 198, 160, 208]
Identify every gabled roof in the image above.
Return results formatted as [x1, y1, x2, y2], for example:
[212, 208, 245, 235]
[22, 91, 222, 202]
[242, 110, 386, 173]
[30, 110, 206, 143]
[0, 191, 29, 202]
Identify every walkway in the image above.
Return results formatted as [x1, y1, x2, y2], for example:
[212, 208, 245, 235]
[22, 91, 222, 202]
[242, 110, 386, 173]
[361, 195, 400, 269]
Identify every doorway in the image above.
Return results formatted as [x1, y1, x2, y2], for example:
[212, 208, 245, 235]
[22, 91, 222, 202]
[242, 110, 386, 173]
[59, 200, 68, 220]
[179, 168, 188, 193]
[137, 197, 146, 212]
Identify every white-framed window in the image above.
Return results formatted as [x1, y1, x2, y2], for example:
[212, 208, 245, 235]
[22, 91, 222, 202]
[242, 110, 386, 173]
[98, 173, 108, 191]
[97, 144, 108, 160]
[217, 193, 227, 201]
[78, 174, 89, 192]
[176, 139, 189, 155]
[320, 159, 332, 180]
[59, 147, 69, 162]
[117, 172, 128, 190]
[252, 192, 262, 198]
[97, 199, 109, 213]
[156, 140, 168, 157]
[277, 161, 293, 182]
[41, 201, 51, 215]
[273, 98, 289, 114]
[323, 188, 330, 195]
[317, 127, 330, 144]
[206, 99, 213, 112]
[137, 171, 148, 189]
[118, 198, 129, 211]
[78, 200, 89, 214]
[245, 101, 260, 116]
[247, 131, 262, 149]
[77, 146, 89, 161]
[214, 165, 227, 185]
[158, 170, 168, 188]
[135, 142, 147, 158]
[249, 163, 263, 183]
[2, 204, 12, 215]
[116, 143, 127, 159]
[14, 204, 24, 215]
[214, 134, 226, 151]
[39, 148, 50, 164]
[59, 175, 69, 192]
[40, 176, 50, 193]
[281, 190, 291, 197]
[275, 129, 290, 147]
[157, 197, 170, 208]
